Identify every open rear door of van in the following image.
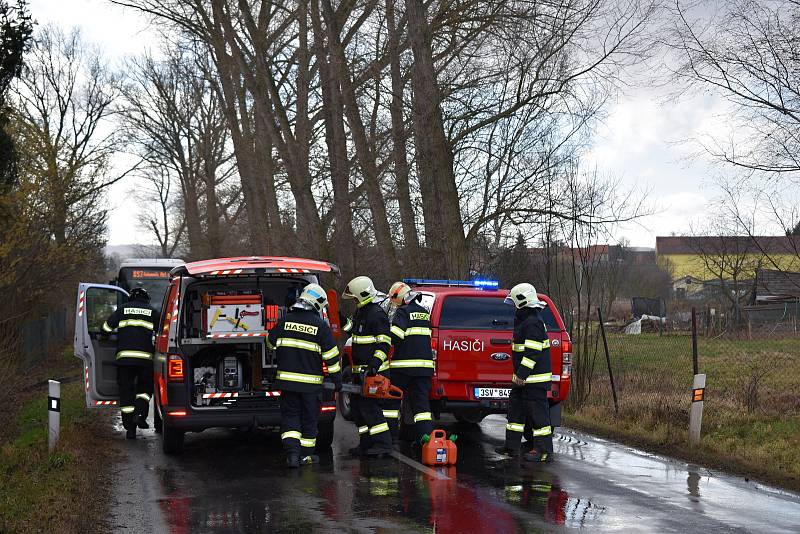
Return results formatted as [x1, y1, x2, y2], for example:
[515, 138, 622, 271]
[74, 283, 129, 407]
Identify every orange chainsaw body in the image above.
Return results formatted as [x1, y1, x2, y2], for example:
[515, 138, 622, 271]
[362, 374, 404, 400]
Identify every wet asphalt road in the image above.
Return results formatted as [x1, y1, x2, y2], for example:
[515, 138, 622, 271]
[108, 413, 800, 533]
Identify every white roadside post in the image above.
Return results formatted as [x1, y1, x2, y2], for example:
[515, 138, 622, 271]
[689, 374, 706, 446]
[48, 380, 61, 452]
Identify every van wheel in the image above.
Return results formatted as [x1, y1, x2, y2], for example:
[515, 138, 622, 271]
[162, 423, 184, 455]
[454, 410, 486, 424]
[317, 419, 335, 450]
[337, 367, 354, 421]
[153, 406, 163, 434]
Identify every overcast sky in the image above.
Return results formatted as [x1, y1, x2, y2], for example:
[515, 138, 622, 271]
[28, 0, 761, 250]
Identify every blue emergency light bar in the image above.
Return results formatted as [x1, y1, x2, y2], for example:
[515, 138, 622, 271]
[403, 278, 500, 290]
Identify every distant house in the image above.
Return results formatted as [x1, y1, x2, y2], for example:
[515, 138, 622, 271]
[753, 269, 800, 304]
[656, 236, 800, 281]
[672, 275, 707, 300]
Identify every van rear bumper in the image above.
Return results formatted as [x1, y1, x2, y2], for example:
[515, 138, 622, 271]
[160, 404, 336, 432]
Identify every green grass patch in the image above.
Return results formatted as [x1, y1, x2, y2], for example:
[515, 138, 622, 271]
[568, 333, 800, 491]
[0, 379, 117, 533]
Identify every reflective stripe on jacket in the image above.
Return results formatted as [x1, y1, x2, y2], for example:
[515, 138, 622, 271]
[103, 298, 160, 366]
[389, 300, 434, 376]
[348, 302, 391, 373]
[511, 307, 552, 388]
[267, 308, 341, 393]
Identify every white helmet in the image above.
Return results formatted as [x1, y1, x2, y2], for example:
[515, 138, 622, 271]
[505, 283, 546, 309]
[388, 281, 417, 306]
[342, 276, 377, 305]
[298, 283, 328, 312]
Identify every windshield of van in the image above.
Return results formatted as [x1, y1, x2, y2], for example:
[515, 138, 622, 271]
[438, 296, 559, 331]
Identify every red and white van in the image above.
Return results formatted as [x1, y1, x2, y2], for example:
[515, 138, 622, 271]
[75, 256, 342, 454]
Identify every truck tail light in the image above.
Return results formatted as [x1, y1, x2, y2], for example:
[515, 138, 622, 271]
[168, 354, 185, 382]
[561, 338, 572, 379]
[431, 336, 438, 361]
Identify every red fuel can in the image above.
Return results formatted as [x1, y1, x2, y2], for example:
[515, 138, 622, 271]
[422, 429, 458, 466]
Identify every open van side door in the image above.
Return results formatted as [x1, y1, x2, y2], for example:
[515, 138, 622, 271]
[74, 283, 129, 407]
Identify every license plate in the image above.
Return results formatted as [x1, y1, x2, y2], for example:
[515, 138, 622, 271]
[474, 387, 511, 399]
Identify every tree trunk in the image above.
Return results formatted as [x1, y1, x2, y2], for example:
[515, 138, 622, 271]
[180, 167, 204, 260]
[291, 0, 327, 260]
[404, 0, 468, 277]
[207, 28, 273, 254]
[200, 144, 221, 258]
[311, 0, 355, 279]
[322, 0, 400, 280]
[387, 0, 420, 265]
[254, 112, 283, 254]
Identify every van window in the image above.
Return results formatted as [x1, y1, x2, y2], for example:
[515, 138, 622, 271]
[438, 296, 559, 331]
[85, 287, 124, 333]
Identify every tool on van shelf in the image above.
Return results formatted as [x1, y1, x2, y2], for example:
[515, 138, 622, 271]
[202, 292, 264, 335]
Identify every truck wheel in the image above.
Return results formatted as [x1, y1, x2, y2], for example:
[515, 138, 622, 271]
[317, 418, 335, 450]
[153, 406, 163, 434]
[337, 367, 354, 421]
[162, 423, 184, 455]
[454, 410, 486, 425]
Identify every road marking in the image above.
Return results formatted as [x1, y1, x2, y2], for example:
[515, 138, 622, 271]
[390, 451, 449, 480]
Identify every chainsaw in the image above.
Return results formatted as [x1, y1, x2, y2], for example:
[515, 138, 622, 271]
[323, 373, 403, 400]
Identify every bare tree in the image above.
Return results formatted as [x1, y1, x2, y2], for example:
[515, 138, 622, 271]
[10, 26, 127, 246]
[134, 166, 185, 258]
[112, 0, 659, 280]
[120, 45, 235, 259]
[670, 1, 800, 271]
[672, 0, 800, 175]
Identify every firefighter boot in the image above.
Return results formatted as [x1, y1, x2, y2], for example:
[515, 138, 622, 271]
[137, 416, 150, 430]
[494, 446, 520, 458]
[523, 450, 553, 463]
[300, 455, 319, 466]
[364, 447, 392, 458]
[126, 428, 136, 440]
[286, 453, 300, 468]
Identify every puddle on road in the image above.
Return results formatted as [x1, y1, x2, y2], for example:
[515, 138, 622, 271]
[128, 414, 800, 533]
[143, 427, 585, 533]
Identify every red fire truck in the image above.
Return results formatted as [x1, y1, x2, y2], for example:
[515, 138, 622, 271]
[340, 279, 572, 427]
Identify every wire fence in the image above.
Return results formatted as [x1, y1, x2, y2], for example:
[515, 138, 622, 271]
[569, 310, 800, 429]
[1, 306, 71, 369]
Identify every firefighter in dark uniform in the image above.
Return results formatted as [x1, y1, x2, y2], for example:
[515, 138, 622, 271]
[102, 287, 160, 439]
[267, 283, 341, 468]
[342, 276, 393, 457]
[495, 283, 554, 462]
[387, 281, 434, 445]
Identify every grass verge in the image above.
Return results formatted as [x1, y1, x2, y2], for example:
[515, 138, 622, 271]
[0, 355, 117, 533]
[565, 408, 800, 492]
[567, 332, 800, 492]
